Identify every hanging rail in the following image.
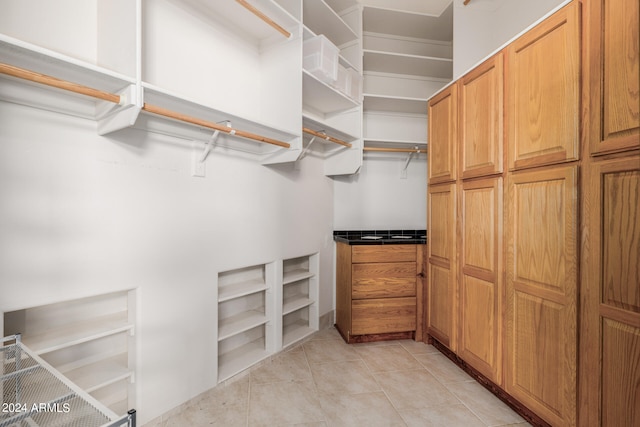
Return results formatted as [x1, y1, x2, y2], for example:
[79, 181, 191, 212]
[236, 0, 292, 39]
[363, 146, 424, 153]
[302, 127, 352, 148]
[0, 62, 290, 149]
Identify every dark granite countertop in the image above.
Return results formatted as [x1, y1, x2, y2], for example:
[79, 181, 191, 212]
[334, 230, 427, 245]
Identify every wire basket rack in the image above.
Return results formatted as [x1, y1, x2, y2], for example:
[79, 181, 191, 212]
[1, 335, 135, 427]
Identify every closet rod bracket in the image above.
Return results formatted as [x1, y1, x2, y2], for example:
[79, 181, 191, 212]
[200, 130, 221, 162]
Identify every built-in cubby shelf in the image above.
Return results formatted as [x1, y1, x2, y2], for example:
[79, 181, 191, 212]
[280, 254, 319, 348]
[2, 290, 137, 417]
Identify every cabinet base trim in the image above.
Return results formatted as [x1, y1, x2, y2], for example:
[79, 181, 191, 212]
[336, 325, 414, 344]
[429, 336, 551, 427]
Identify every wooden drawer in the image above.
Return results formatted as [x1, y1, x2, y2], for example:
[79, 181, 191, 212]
[352, 245, 416, 263]
[352, 297, 417, 335]
[352, 262, 416, 299]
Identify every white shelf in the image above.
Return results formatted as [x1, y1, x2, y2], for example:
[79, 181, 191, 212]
[176, 0, 299, 46]
[364, 50, 452, 80]
[22, 312, 133, 356]
[282, 320, 315, 348]
[303, 70, 359, 114]
[364, 138, 427, 147]
[140, 83, 299, 156]
[363, 5, 453, 42]
[218, 337, 270, 382]
[283, 296, 314, 315]
[303, 0, 358, 47]
[364, 95, 428, 115]
[283, 268, 315, 285]
[218, 279, 269, 303]
[218, 310, 268, 341]
[63, 353, 131, 393]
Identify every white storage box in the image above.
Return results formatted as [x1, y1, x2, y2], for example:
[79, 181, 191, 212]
[333, 64, 350, 95]
[347, 67, 362, 102]
[303, 34, 339, 84]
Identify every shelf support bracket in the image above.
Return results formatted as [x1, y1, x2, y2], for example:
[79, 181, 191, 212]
[299, 136, 317, 160]
[200, 130, 220, 162]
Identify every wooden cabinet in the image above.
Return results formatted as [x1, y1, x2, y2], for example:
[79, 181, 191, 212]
[581, 156, 639, 426]
[427, 182, 457, 350]
[336, 243, 424, 343]
[586, 0, 639, 155]
[428, 84, 457, 184]
[506, 165, 578, 427]
[458, 177, 503, 384]
[459, 53, 504, 179]
[506, 2, 580, 170]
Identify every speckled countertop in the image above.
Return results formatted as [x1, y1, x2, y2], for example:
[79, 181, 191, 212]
[333, 229, 427, 245]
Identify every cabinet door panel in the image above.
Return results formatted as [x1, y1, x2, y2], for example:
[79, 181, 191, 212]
[460, 53, 503, 178]
[352, 263, 417, 299]
[352, 297, 417, 335]
[589, 0, 640, 154]
[585, 157, 640, 425]
[459, 177, 503, 383]
[428, 84, 457, 183]
[427, 182, 457, 349]
[506, 165, 577, 426]
[506, 2, 580, 170]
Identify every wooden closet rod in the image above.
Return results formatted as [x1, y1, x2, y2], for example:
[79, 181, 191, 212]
[0, 62, 290, 149]
[142, 104, 290, 148]
[236, 0, 291, 39]
[0, 62, 121, 103]
[363, 147, 424, 153]
[302, 127, 352, 148]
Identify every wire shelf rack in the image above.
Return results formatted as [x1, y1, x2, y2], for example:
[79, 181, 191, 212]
[1, 335, 135, 427]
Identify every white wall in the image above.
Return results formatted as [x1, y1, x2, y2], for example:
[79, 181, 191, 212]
[453, 0, 567, 78]
[0, 101, 335, 423]
[333, 152, 427, 230]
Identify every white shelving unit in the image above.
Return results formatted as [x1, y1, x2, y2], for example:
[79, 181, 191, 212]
[301, 0, 363, 175]
[281, 254, 319, 348]
[361, 4, 453, 149]
[2, 290, 137, 416]
[216, 263, 274, 382]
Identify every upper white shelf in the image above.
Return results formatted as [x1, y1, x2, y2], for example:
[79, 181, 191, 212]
[364, 50, 452, 80]
[175, 0, 299, 46]
[363, 5, 453, 42]
[303, 0, 358, 47]
[218, 279, 269, 303]
[0, 35, 135, 95]
[302, 114, 358, 145]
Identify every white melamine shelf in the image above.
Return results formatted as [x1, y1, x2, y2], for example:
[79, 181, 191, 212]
[218, 338, 270, 381]
[63, 353, 131, 393]
[363, 5, 453, 42]
[364, 50, 452, 79]
[363, 95, 428, 114]
[364, 138, 427, 147]
[303, 70, 358, 114]
[140, 83, 298, 155]
[175, 0, 299, 45]
[22, 312, 133, 356]
[303, 0, 358, 47]
[218, 311, 268, 341]
[218, 279, 269, 303]
[0, 34, 136, 93]
[91, 382, 128, 414]
[283, 269, 315, 285]
[282, 320, 314, 348]
[283, 296, 313, 315]
[302, 115, 358, 144]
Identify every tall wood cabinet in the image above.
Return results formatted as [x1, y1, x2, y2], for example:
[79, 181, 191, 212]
[580, 0, 639, 425]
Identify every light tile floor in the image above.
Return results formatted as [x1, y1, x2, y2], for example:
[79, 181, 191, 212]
[147, 327, 531, 426]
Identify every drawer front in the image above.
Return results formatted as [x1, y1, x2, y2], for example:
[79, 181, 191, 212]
[352, 245, 416, 263]
[352, 297, 417, 335]
[352, 262, 417, 299]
